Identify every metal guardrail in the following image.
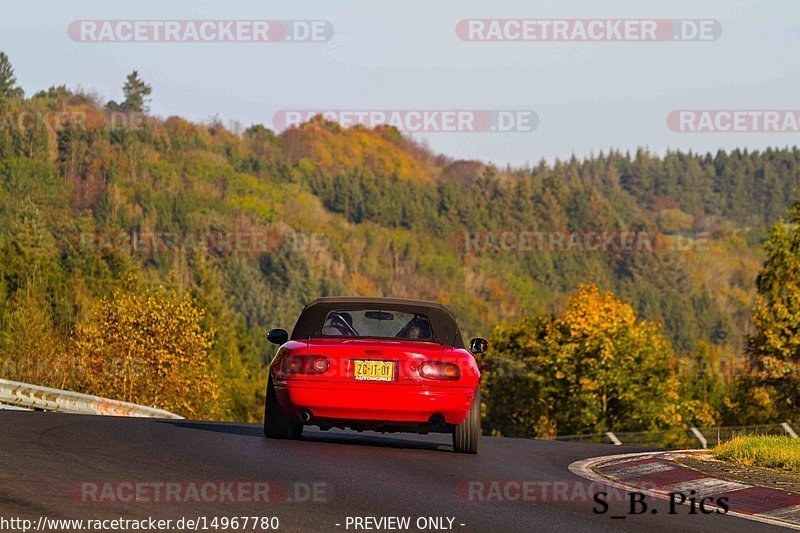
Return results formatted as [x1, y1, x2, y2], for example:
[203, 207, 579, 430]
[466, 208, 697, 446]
[554, 422, 798, 448]
[0, 378, 183, 419]
[0, 402, 30, 411]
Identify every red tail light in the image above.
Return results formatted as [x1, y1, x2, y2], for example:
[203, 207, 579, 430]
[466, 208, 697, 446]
[419, 361, 461, 381]
[285, 355, 330, 375]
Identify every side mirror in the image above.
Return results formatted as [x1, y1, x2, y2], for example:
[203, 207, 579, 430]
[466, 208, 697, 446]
[267, 328, 289, 345]
[469, 337, 488, 355]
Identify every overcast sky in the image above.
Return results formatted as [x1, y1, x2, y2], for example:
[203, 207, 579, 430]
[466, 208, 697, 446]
[2, 0, 798, 166]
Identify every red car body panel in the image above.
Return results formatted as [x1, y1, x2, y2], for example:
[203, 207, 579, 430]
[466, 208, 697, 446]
[269, 334, 480, 427]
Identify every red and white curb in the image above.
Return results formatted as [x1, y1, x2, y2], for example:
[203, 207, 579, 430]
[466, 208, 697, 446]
[569, 450, 800, 530]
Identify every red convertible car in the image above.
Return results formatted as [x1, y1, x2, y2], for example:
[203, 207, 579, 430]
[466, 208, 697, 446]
[263, 297, 486, 453]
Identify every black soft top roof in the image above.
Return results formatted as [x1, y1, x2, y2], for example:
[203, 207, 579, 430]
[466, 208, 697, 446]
[291, 297, 465, 348]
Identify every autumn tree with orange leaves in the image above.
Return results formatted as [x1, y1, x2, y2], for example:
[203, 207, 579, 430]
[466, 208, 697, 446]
[481, 284, 717, 438]
[73, 287, 219, 418]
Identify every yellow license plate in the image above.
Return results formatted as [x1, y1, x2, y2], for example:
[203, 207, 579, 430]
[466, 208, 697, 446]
[353, 360, 395, 381]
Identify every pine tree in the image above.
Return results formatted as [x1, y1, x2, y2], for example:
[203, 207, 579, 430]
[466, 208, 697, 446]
[120, 70, 152, 113]
[0, 52, 22, 103]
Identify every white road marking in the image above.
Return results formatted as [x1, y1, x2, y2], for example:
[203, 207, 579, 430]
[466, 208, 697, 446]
[663, 478, 750, 498]
[609, 461, 675, 479]
[601, 454, 667, 467]
[764, 505, 800, 521]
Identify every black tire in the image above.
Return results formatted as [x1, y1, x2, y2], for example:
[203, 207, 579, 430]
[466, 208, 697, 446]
[453, 386, 481, 454]
[264, 378, 303, 439]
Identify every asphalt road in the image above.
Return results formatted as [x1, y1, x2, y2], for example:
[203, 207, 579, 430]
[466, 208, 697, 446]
[0, 411, 786, 532]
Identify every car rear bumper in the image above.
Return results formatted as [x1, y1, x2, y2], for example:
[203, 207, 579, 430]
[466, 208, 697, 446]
[274, 381, 475, 425]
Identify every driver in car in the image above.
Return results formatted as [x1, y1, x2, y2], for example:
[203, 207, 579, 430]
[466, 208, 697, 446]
[322, 312, 355, 336]
[399, 315, 431, 340]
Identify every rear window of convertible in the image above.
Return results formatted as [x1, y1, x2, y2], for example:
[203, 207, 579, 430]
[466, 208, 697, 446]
[320, 309, 433, 341]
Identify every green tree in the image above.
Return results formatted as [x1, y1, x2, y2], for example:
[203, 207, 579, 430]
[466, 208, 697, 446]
[479, 314, 553, 437]
[744, 202, 800, 416]
[191, 252, 264, 422]
[0, 52, 23, 103]
[2, 201, 59, 293]
[0, 287, 67, 388]
[108, 70, 152, 113]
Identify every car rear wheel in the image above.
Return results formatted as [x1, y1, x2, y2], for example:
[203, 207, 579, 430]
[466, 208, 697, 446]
[264, 378, 303, 439]
[453, 386, 480, 454]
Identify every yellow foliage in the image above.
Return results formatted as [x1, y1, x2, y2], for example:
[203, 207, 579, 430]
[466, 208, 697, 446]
[557, 283, 637, 339]
[282, 116, 436, 183]
[72, 287, 219, 418]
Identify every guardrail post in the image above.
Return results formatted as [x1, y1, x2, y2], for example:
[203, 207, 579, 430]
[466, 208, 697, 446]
[689, 427, 708, 449]
[605, 431, 622, 445]
[782, 422, 798, 438]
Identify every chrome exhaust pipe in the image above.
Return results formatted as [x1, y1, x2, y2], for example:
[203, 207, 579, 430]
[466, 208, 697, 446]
[299, 409, 313, 423]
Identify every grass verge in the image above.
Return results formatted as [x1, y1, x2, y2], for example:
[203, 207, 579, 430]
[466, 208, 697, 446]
[713, 435, 800, 472]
